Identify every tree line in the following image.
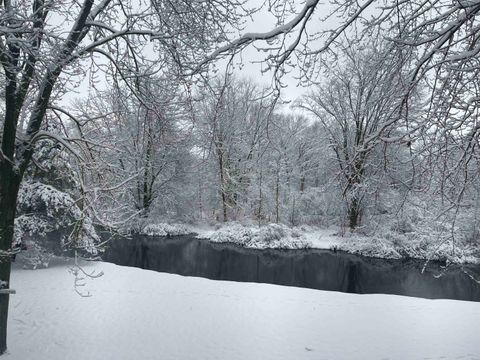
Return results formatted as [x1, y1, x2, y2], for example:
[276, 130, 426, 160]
[1, 0, 480, 354]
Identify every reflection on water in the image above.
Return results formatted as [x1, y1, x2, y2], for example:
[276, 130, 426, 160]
[103, 235, 480, 301]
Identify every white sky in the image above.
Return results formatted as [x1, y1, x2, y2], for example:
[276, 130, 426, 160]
[224, 0, 346, 107]
[62, 0, 351, 114]
[221, 2, 314, 108]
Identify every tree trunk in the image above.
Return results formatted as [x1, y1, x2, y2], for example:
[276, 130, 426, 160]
[0, 161, 21, 355]
[0, 2, 95, 353]
[218, 151, 228, 222]
[275, 161, 280, 224]
[257, 166, 263, 223]
[221, 189, 228, 223]
[347, 197, 361, 229]
[198, 180, 203, 220]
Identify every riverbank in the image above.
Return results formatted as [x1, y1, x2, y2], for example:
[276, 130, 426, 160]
[138, 222, 480, 265]
[5, 260, 480, 359]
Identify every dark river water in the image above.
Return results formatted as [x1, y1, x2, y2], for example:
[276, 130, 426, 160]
[102, 235, 480, 302]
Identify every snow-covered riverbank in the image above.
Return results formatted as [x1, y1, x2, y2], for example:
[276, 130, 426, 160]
[5, 260, 480, 360]
[138, 222, 480, 264]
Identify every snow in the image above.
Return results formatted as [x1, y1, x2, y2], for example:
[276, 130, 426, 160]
[140, 223, 192, 236]
[131, 220, 480, 264]
[194, 223, 480, 264]
[195, 223, 336, 250]
[207, 223, 310, 250]
[5, 261, 480, 360]
[189, 224, 217, 239]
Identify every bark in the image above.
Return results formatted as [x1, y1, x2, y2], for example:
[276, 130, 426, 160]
[0, 160, 21, 354]
[0, 56, 22, 356]
[142, 141, 153, 211]
[275, 160, 280, 223]
[256, 165, 263, 222]
[218, 151, 228, 222]
[347, 196, 361, 229]
[345, 158, 365, 230]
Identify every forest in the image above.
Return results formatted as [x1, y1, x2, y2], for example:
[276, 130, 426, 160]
[1, 0, 480, 358]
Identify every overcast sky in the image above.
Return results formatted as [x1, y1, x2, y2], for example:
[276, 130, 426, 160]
[206, 0, 348, 112]
[62, 0, 345, 114]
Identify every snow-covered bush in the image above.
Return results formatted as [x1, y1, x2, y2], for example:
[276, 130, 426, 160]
[140, 223, 191, 236]
[209, 223, 310, 249]
[13, 139, 100, 268]
[14, 181, 100, 268]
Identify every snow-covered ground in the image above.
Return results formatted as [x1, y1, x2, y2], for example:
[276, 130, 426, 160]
[134, 221, 480, 264]
[140, 222, 192, 237]
[191, 222, 480, 264]
[5, 261, 480, 360]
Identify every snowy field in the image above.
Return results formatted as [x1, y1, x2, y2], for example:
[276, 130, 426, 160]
[4, 260, 480, 360]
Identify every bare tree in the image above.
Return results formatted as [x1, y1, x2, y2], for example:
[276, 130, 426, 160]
[301, 42, 413, 229]
[0, 0, 250, 353]
[196, 76, 271, 221]
[199, 0, 480, 89]
[1, 0, 479, 353]
[198, 0, 480, 210]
